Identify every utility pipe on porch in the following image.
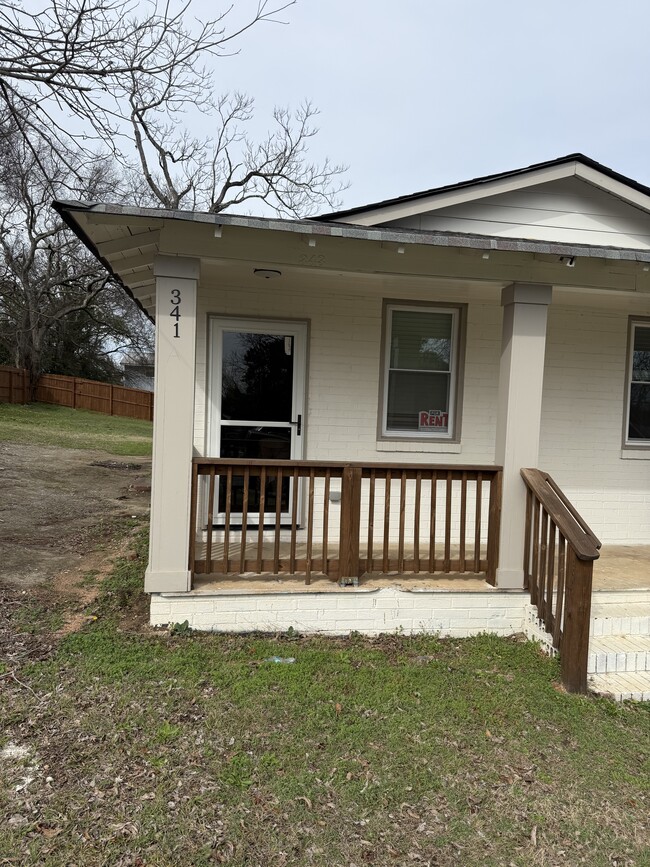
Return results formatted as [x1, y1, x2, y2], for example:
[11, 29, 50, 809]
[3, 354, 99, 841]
[495, 283, 552, 589]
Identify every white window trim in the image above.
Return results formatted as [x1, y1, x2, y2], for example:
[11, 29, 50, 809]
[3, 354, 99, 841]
[381, 303, 461, 441]
[624, 319, 650, 449]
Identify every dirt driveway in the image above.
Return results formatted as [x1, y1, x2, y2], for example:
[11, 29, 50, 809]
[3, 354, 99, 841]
[0, 441, 151, 588]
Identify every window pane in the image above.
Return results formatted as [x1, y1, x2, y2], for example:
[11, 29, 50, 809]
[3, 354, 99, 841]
[632, 326, 650, 382]
[222, 331, 294, 421]
[629, 383, 650, 440]
[390, 310, 452, 371]
[219, 425, 291, 460]
[218, 426, 290, 515]
[387, 370, 450, 432]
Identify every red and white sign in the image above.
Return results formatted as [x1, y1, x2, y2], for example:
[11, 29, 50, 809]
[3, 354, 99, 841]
[419, 409, 449, 430]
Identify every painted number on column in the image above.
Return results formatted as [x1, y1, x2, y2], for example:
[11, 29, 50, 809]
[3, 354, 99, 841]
[170, 288, 181, 338]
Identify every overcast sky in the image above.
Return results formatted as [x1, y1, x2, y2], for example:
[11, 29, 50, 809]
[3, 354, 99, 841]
[196, 0, 650, 212]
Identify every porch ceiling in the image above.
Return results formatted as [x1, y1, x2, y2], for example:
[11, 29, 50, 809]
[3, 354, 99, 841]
[53, 200, 650, 319]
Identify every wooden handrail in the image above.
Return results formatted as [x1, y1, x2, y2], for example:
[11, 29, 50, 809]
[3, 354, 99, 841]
[521, 468, 600, 694]
[193, 457, 501, 475]
[521, 468, 601, 560]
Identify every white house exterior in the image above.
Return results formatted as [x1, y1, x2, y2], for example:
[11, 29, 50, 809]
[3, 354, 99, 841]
[55, 155, 650, 695]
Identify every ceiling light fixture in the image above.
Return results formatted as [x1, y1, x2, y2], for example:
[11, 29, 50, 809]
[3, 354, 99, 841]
[253, 268, 282, 280]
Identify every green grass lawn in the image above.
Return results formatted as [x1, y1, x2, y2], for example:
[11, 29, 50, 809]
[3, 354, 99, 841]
[0, 403, 152, 455]
[1, 536, 649, 867]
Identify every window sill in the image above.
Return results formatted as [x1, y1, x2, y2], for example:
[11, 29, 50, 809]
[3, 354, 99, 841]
[621, 448, 650, 460]
[376, 440, 462, 454]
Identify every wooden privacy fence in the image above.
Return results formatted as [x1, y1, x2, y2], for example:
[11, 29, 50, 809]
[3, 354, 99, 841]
[522, 468, 601, 694]
[190, 458, 503, 584]
[0, 364, 154, 421]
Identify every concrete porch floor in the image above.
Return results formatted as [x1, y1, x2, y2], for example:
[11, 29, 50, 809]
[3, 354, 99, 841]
[192, 543, 650, 593]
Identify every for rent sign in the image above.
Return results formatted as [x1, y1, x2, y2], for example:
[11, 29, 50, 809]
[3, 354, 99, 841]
[419, 409, 449, 430]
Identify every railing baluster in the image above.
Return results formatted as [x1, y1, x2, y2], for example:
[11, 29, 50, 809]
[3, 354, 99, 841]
[257, 466, 266, 573]
[240, 467, 250, 573]
[473, 473, 482, 574]
[224, 467, 232, 573]
[322, 470, 330, 577]
[367, 470, 376, 574]
[459, 471, 467, 573]
[531, 497, 540, 606]
[539, 508, 549, 623]
[398, 470, 406, 573]
[306, 469, 315, 585]
[290, 467, 299, 574]
[444, 471, 452, 573]
[523, 486, 533, 588]
[413, 471, 421, 574]
[554, 533, 566, 647]
[383, 470, 391, 573]
[428, 471, 437, 573]
[205, 466, 216, 574]
[273, 467, 282, 575]
[545, 519, 556, 634]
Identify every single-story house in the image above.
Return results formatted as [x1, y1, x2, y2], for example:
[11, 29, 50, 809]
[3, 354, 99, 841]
[55, 154, 650, 695]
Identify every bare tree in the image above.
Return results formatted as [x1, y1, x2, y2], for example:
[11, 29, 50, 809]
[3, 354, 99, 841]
[128, 88, 348, 215]
[0, 131, 152, 392]
[0, 1, 289, 156]
[0, 0, 347, 215]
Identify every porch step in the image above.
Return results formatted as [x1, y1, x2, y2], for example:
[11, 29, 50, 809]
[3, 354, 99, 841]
[588, 671, 650, 702]
[589, 602, 650, 637]
[588, 596, 650, 701]
[588, 634, 650, 674]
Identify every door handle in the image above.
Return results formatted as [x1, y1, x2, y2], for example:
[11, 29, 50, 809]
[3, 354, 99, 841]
[290, 414, 302, 435]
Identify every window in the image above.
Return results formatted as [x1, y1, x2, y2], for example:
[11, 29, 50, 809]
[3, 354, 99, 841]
[381, 303, 462, 439]
[626, 321, 650, 445]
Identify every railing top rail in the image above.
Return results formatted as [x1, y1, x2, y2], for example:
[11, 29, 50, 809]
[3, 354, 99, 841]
[193, 457, 502, 474]
[521, 468, 601, 561]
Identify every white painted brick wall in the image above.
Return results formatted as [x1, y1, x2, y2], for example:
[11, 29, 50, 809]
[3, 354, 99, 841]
[540, 306, 650, 544]
[150, 589, 528, 636]
[192, 280, 650, 546]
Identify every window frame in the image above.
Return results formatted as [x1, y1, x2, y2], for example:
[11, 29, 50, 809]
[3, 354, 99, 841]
[379, 300, 466, 442]
[624, 317, 650, 449]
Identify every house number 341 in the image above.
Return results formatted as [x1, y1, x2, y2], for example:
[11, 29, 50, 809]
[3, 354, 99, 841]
[170, 288, 181, 338]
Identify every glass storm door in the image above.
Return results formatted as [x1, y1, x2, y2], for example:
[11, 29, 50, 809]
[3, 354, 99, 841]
[210, 318, 307, 525]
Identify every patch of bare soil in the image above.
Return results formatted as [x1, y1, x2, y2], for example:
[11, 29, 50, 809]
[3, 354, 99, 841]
[0, 441, 151, 590]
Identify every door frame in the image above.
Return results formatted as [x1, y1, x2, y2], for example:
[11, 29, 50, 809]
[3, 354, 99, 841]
[206, 315, 309, 525]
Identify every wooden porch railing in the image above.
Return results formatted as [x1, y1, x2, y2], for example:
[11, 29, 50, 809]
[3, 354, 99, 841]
[190, 459, 503, 585]
[521, 468, 601, 694]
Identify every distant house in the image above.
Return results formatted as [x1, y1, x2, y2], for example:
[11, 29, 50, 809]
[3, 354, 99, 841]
[55, 154, 650, 696]
[122, 356, 154, 392]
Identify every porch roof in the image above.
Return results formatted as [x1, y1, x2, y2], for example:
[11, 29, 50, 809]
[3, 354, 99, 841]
[53, 199, 650, 320]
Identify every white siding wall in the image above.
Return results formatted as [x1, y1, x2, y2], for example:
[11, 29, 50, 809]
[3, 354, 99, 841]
[193, 281, 650, 546]
[382, 178, 650, 250]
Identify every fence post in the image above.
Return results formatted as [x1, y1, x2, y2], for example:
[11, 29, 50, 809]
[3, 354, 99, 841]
[561, 548, 593, 694]
[110, 383, 114, 416]
[339, 465, 362, 582]
[9, 370, 14, 404]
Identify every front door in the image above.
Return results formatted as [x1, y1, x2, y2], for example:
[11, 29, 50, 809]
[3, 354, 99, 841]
[209, 317, 307, 524]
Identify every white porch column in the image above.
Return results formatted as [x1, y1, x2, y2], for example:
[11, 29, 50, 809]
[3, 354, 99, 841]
[495, 282, 552, 589]
[144, 255, 200, 593]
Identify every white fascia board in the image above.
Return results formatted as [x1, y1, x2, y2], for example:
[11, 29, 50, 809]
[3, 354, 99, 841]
[336, 164, 578, 226]
[575, 164, 650, 215]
